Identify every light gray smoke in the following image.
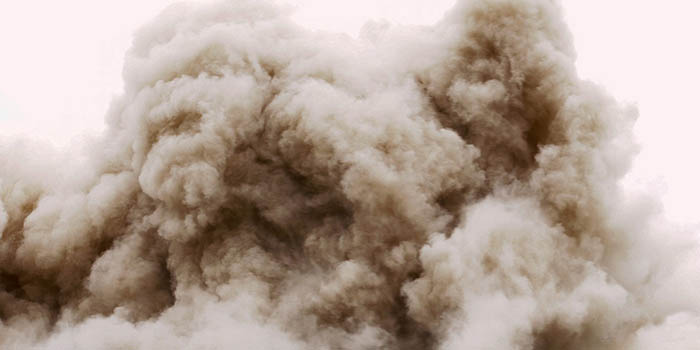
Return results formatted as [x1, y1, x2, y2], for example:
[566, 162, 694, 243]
[2, 0, 700, 349]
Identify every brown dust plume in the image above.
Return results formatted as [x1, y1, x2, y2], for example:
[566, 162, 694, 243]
[2, 0, 700, 349]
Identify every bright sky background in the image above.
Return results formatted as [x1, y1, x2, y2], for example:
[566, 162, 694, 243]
[0, 1, 698, 224]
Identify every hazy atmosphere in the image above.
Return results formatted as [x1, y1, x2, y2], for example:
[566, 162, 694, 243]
[1, 0, 699, 349]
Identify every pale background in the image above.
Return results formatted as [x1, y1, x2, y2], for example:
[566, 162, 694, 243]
[0, 1, 698, 224]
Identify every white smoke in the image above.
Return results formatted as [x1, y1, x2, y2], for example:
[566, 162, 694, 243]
[1, 0, 699, 349]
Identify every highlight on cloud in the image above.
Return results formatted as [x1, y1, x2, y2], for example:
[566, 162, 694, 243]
[1, 0, 699, 348]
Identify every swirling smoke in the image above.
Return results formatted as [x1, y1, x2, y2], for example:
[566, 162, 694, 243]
[2, 0, 700, 349]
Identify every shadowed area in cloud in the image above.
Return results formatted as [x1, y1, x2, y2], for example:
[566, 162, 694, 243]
[1, 0, 700, 349]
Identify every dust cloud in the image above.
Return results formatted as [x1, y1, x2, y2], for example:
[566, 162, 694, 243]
[2, 0, 699, 349]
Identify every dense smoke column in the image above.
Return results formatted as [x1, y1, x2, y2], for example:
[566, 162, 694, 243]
[1, 0, 699, 349]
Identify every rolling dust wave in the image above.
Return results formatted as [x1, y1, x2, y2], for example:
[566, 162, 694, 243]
[1, 0, 700, 348]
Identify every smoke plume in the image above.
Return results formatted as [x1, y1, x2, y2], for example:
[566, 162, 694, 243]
[2, 0, 699, 348]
